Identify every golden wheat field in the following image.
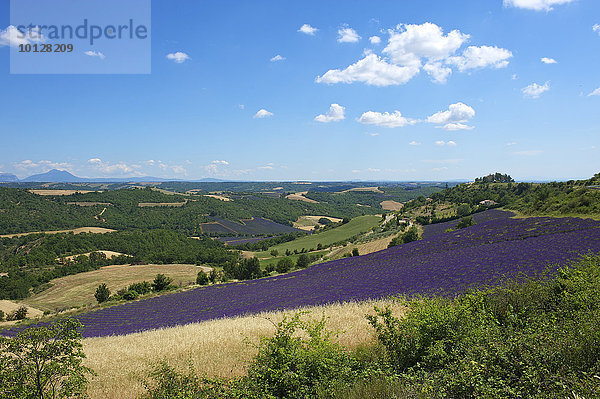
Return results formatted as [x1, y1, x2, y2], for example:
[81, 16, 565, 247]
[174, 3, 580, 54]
[82, 299, 405, 399]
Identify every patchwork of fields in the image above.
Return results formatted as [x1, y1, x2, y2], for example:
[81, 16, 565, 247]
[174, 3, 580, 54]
[5, 214, 599, 338]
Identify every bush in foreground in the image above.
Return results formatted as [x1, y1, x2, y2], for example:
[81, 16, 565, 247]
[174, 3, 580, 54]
[0, 318, 93, 399]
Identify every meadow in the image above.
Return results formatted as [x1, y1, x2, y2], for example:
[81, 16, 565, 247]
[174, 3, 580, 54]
[22, 264, 205, 312]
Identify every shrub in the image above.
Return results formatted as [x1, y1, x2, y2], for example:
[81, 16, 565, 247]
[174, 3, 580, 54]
[454, 216, 474, 230]
[352, 248, 359, 257]
[276, 257, 294, 273]
[0, 318, 93, 398]
[196, 271, 209, 285]
[122, 290, 139, 300]
[7, 305, 28, 321]
[247, 313, 356, 399]
[318, 218, 332, 225]
[152, 274, 173, 292]
[94, 283, 111, 304]
[0, 309, 4, 321]
[296, 254, 310, 269]
[128, 281, 152, 295]
[270, 249, 279, 257]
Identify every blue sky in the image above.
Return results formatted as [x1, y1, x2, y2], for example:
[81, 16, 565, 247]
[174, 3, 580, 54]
[1, 0, 599, 181]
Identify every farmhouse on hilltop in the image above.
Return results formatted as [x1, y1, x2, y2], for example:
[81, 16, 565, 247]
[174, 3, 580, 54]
[479, 200, 498, 207]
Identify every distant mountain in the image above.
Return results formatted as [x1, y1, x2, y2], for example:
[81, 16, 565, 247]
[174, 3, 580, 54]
[21, 169, 86, 183]
[0, 173, 19, 182]
[20, 169, 186, 183]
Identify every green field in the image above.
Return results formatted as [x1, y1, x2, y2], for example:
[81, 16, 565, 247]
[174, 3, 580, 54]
[257, 215, 381, 256]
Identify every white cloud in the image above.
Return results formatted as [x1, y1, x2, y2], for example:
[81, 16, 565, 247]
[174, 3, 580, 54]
[409, 141, 421, 146]
[514, 150, 543, 156]
[258, 163, 275, 170]
[238, 104, 245, 110]
[15, 160, 72, 171]
[338, 26, 361, 43]
[315, 104, 345, 123]
[298, 24, 318, 35]
[423, 62, 452, 84]
[588, 88, 600, 97]
[442, 123, 475, 131]
[270, 54, 286, 62]
[369, 36, 381, 44]
[503, 0, 576, 11]
[166, 52, 190, 63]
[506, 142, 517, 146]
[512, 74, 518, 80]
[541, 57, 557, 64]
[316, 54, 419, 87]
[447, 46, 512, 71]
[383, 22, 469, 68]
[435, 140, 457, 147]
[212, 160, 229, 165]
[427, 102, 475, 130]
[0, 25, 44, 47]
[87, 159, 142, 175]
[367, 168, 381, 172]
[254, 109, 274, 119]
[85, 51, 105, 59]
[369, 133, 380, 137]
[358, 110, 416, 128]
[594, 24, 600, 35]
[318, 22, 512, 86]
[432, 166, 449, 172]
[522, 81, 550, 98]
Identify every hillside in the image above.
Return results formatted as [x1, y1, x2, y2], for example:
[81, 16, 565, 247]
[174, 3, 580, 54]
[4, 212, 599, 338]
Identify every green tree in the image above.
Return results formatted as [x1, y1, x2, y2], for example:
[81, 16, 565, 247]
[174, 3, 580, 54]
[152, 274, 173, 292]
[351, 248, 359, 257]
[276, 257, 294, 273]
[296, 254, 310, 269]
[94, 283, 111, 304]
[0, 318, 93, 399]
[196, 271, 209, 285]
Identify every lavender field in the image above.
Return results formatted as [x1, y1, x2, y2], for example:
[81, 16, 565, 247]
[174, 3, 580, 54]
[5, 215, 600, 338]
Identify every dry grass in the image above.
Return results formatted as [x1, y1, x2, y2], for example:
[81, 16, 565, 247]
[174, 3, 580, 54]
[327, 234, 398, 259]
[23, 264, 206, 312]
[380, 200, 404, 211]
[58, 250, 128, 262]
[83, 299, 406, 399]
[203, 194, 232, 202]
[138, 202, 187, 207]
[29, 189, 95, 196]
[293, 215, 343, 231]
[0, 300, 44, 327]
[0, 227, 116, 238]
[285, 192, 319, 203]
[340, 186, 383, 193]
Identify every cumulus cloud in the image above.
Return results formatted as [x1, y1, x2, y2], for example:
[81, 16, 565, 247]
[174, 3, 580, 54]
[0, 25, 45, 48]
[409, 141, 421, 146]
[315, 54, 419, 86]
[594, 24, 600, 35]
[14, 160, 72, 171]
[317, 22, 512, 86]
[270, 54, 286, 62]
[85, 51, 105, 59]
[337, 26, 361, 43]
[423, 62, 452, 84]
[522, 81, 550, 98]
[541, 57, 557, 64]
[358, 110, 416, 128]
[369, 36, 381, 44]
[427, 102, 475, 130]
[254, 109, 274, 119]
[87, 158, 142, 175]
[166, 52, 190, 63]
[298, 24, 318, 35]
[447, 46, 513, 71]
[503, 0, 576, 11]
[315, 104, 345, 123]
[588, 88, 600, 97]
[435, 140, 457, 147]
[212, 160, 229, 165]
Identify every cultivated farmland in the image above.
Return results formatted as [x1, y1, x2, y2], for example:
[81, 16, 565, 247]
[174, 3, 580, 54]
[6, 214, 599, 338]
